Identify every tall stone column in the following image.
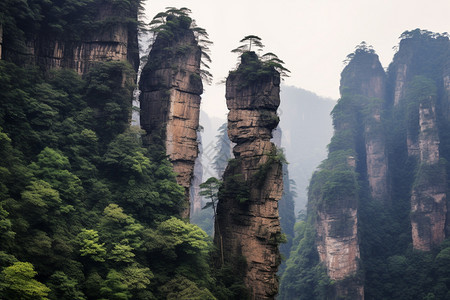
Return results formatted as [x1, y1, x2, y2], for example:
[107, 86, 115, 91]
[216, 52, 283, 299]
[139, 26, 203, 218]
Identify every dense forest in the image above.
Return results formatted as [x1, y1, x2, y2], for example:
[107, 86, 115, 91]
[0, 2, 245, 299]
[1, 0, 450, 299]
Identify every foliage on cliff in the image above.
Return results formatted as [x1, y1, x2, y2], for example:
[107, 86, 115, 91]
[0, 59, 225, 299]
[145, 7, 213, 84]
[228, 36, 289, 89]
[280, 29, 450, 299]
[0, 0, 144, 54]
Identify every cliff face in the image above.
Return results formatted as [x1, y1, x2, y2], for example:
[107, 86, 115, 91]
[341, 52, 389, 204]
[390, 34, 449, 251]
[216, 52, 282, 299]
[279, 30, 450, 300]
[1, 1, 139, 74]
[408, 82, 446, 251]
[410, 98, 446, 250]
[190, 133, 204, 215]
[139, 26, 203, 218]
[311, 51, 390, 299]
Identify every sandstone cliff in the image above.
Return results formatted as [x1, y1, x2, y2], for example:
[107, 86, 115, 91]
[190, 133, 204, 215]
[139, 18, 203, 218]
[279, 29, 450, 300]
[311, 49, 391, 299]
[390, 33, 449, 251]
[216, 52, 283, 299]
[410, 92, 446, 250]
[1, 1, 139, 74]
[340, 50, 389, 204]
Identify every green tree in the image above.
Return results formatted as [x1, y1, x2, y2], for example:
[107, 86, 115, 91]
[232, 35, 264, 53]
[199, 177, 224, 266]
[76, 229, 106, 262]
[159, 276, 216, 300]
[0, 261, 51, 299]
[100, 269, 132, 300]
[47, 271, 85, 300]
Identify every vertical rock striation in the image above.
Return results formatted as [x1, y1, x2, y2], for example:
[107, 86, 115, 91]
[389, 32, 449, 251]
[279, 29, 450, 300]
[341, 51, 389, 204]
[216, 52, 283, 299]
[190, 133, 204, 215]
[312, 49, 389, 299]
[2, 1, 139, 74]
[409, 86, 446, 251]
[139, 21, 203, 218]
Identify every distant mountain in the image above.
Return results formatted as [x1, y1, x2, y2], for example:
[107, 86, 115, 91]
[279, 85, 335, 212]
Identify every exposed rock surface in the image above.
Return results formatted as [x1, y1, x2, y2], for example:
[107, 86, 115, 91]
[216, 52, 282, 299]
[139, 28, 203, 218]
[389, 35, 449, 251]
[444, 61, 450, 121]
[190, 133, 204, 215]
[279, 30, 449, 300]
[1, 2, 138, 74]
[341, 52, 389, 204]
[314, 151, 361, 288]
[312, 51, 390, 299]
[410, 94, 446, 250]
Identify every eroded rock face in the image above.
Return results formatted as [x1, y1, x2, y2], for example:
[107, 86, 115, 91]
[411, 95, 446, 251]
[139, 29, 203, 218]
[216, 52, 282, 299]
[2, 2, 139, 74]
[443, 62, 450, 121]
[316, 207, 363, 299]
[314, 154, 363, 299]
[390, 36, 449, 251]
[190, 133, 203, 215]
[341, 52, 389, 203]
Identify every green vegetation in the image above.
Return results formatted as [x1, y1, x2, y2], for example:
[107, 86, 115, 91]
[220, 172, 250, 204]
[280, 30, 450, 299]
[146, 7, 213, 84]
[0, 58, 228, 299]
[228, 36, 290, 89]
[253, 145, 286, 188]
[277, 164, 297, 276]
[200, 177, 224, 266]
[0, 0, 143, 57]
[212, 123, 232, 178]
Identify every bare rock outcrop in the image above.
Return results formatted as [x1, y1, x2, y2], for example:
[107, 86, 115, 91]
[2, 1, 139, 74]
[139, 24, 203, 218]
[341, 51, 389, 204]
[216, 52, 282, 299]
[390, 33, 449, 251]
[410, 93, 446, 251]
[313, 154, 363, 299]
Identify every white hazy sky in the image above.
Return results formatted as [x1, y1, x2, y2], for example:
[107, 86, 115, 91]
[143, 0, 450, 118]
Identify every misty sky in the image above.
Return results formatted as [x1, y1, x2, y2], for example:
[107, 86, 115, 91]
[143, 0, 450, 118]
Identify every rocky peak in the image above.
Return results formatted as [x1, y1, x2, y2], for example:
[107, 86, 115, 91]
[216, 51, 283, 299]
[341, 50, 386, 98]
[341, 50, 389, 204]
[139, 16, 203, 218]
